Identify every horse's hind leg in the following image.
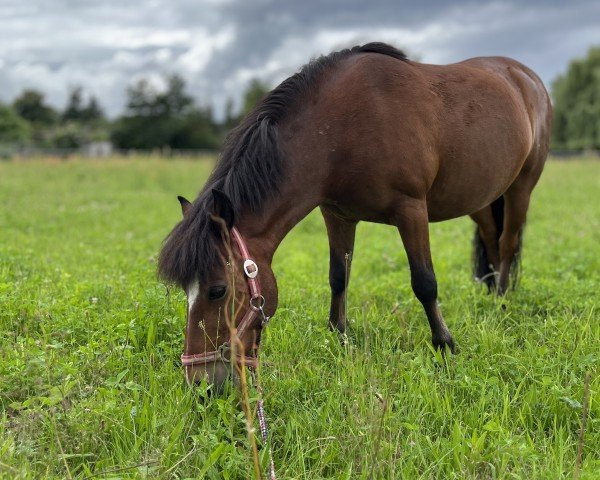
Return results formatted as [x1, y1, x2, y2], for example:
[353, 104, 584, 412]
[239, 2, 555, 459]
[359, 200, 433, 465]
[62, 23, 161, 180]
[470, 202, 502, 290]
[395, 198, 455, 353]
[497, 183, 531, 295]
[321, 207, 357, 334]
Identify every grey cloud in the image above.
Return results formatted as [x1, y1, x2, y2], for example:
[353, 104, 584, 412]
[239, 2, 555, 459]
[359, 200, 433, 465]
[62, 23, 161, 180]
[0, 0, 598, 118]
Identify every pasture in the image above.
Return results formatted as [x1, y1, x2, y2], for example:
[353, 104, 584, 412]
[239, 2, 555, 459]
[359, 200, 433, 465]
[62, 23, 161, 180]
[0, 157, 598, 479]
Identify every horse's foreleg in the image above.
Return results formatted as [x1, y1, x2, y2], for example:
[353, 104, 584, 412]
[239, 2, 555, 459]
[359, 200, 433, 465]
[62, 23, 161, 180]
[321, 207, 357, 334]
[396, 199, 455, 353]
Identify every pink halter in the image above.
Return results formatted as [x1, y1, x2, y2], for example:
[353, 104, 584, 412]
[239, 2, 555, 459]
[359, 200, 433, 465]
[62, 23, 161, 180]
[180, 227, 267, 369]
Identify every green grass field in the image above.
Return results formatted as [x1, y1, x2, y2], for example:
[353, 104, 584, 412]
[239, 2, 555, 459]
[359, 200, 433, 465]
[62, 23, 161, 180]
[1, 157, 598, 479]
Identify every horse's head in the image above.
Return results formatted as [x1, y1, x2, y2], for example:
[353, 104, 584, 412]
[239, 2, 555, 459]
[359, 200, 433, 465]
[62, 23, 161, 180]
[160, 190, 277, 394]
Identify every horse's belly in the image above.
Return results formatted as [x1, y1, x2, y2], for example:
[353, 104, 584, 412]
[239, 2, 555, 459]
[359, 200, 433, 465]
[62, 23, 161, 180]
[426, 152, 525, 222]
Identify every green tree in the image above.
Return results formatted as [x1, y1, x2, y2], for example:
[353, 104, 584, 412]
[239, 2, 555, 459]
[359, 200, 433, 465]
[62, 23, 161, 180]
[552, 46, 600, 149]
[12, 90, 57, 126]
[0, 103, 30, 146]
[62, 87, 85, 122]
[81, 96, 104, 123]
[61, 88, 104, 124]
[155, 75, 193, 117]
[218, 79, 271, 136]
[171, 107, 219, 149]
[125, 79, 158, 117]
[241, 79, 270, 117]
[52, 123, 86, 149]
[112, 74, 218, 150]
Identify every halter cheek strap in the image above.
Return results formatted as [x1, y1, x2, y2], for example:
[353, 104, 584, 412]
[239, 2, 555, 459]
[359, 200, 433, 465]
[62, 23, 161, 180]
[180, 227, 268, 369]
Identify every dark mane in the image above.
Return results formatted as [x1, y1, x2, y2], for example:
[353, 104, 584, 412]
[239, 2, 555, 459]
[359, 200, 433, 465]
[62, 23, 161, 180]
[158, 42, 408, 286]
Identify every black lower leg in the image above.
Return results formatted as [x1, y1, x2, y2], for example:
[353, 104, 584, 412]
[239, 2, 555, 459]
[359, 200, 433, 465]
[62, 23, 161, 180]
[329, 251, 350, 332]
[322, 208, 356, 334]
[410, 262, 455, 353]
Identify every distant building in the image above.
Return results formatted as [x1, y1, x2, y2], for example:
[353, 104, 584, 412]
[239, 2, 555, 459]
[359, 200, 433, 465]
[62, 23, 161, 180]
[83, 141, 113, 157]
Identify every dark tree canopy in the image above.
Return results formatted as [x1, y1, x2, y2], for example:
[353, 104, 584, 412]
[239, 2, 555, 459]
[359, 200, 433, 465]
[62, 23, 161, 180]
[112, 75, 219, 149]
[62, 87, 84, 122]
[126, 79, 159, 117]
[63, 87, 104, 123]
[81, 96, 104, 123]
[156, 75, 194, 117]
[12, 90, 57, 126]
[552, 46, 600, 150]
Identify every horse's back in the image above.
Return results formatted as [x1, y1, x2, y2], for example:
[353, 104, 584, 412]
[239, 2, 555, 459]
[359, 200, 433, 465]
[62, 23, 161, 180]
[317, 54, 551, 221]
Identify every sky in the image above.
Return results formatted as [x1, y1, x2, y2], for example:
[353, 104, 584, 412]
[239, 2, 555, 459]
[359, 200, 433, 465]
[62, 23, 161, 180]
[0, 0, 598, 119]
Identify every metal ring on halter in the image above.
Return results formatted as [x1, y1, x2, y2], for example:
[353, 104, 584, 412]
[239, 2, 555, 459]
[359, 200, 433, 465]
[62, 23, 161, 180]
[217, 342, 231, 362]
[249, 294, 266, 311]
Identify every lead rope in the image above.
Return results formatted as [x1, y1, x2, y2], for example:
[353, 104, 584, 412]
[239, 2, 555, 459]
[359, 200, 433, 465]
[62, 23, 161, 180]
[253, 303, 276, 480]
[257, 389, 276, 480]
[249, 366, 276, 480]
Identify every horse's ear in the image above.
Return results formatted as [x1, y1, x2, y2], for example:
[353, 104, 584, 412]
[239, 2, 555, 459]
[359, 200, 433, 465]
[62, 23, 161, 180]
[177, 196, 192, 217]
[211, 189, 234, 229]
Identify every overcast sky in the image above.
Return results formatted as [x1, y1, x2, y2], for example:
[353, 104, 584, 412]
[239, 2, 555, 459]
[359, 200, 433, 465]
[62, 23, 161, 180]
[1, 0, 598, 119]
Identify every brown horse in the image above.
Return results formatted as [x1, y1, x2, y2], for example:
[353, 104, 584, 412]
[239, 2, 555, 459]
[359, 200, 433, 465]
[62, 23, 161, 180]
[158, 43, 552, 391]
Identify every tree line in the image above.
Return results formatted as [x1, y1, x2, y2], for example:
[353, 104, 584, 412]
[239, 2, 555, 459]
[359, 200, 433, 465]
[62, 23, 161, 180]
[551, 46, 600, 150]
[0, 76, 269, 153]
[0, 46, 598, 152]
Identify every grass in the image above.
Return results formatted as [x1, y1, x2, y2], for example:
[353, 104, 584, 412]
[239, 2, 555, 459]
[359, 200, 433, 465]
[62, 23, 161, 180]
[0, 156, 598, 479]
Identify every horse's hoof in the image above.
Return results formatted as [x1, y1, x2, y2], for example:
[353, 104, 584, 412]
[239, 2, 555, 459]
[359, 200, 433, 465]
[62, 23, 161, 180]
[432, 335, 455, 355]
[328, 320, 346, 335]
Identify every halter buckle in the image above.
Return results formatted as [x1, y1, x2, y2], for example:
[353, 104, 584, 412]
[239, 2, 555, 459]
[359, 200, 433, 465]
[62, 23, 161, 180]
[243, 259, 259, 278]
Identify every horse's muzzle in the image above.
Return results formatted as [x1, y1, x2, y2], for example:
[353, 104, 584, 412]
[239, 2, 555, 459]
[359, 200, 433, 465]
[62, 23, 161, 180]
[184, 361, 230, 395]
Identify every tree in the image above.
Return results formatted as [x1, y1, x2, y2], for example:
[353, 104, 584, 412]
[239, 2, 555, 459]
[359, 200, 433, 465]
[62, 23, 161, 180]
[0, 103, 30, 145]
[62, 87, 84, 122]
[111, 74, 218, 150]
[552, 46, 600, 149]
[171, 107, 220, 149]
[81, 96, 104, 123]
[12, 90, 57, 126]
[219, 79, 271, 136]
[155, 75, 193, 117]
[125, 79, 157, 117]
[241, 79, 270, 117]
[62, 87, 105, 124]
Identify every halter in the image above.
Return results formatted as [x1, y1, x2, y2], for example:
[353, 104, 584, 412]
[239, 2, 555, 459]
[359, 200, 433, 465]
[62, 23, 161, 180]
[180, 227, 269, 369]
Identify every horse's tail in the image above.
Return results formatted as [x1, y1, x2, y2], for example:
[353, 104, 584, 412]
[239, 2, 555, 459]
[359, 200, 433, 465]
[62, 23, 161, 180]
[472, 196, 524, 291]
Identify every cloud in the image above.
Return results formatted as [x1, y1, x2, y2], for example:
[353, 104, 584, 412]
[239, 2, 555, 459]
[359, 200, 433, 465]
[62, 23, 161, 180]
[0, 0, 598, 118]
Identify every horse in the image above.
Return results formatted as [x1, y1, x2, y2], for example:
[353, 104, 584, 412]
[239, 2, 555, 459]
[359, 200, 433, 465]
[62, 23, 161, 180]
[158, 42, 552, 392]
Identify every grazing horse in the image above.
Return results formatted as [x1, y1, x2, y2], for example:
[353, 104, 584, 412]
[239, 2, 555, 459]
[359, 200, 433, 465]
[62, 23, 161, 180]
[158, 43, 552, 391]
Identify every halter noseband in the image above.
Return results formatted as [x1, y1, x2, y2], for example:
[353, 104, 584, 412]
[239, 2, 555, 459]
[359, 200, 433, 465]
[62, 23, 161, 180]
[180, 227, 269, 369]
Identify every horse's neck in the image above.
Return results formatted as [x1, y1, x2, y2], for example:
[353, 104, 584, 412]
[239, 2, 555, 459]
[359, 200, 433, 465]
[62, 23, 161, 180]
[235, 171, 322, 264]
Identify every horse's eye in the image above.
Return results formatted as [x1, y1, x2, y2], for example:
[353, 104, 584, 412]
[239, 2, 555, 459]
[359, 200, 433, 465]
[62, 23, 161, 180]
[208, 285, 227, 301]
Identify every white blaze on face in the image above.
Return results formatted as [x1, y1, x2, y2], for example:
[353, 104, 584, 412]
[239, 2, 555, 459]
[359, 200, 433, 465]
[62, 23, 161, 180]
[187, 280, 200, 316]
[184, 279, 201, 364]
